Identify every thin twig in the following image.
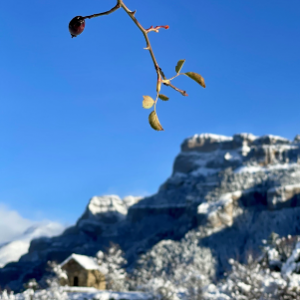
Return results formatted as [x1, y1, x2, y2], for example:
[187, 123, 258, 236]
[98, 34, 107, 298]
[166, 82, 188, 96]
[119, 0, 187, 97]
[145, 25, 170, 33]
[84, 0, 188, 97]
[119, 1, 160, 75]
[83, 2, 121, 19]
[159, 68, 187, 96]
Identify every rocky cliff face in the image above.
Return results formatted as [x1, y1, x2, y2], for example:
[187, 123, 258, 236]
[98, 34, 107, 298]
[1, 133, 300, 291]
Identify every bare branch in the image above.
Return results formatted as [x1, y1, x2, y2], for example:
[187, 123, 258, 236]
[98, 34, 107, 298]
[118, 0, 187, 98]
[83, 2, 121, 19]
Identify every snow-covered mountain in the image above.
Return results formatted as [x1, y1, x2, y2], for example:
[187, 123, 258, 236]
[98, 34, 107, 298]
[0, 222, 65, 268]
[1, 133, 300, 292]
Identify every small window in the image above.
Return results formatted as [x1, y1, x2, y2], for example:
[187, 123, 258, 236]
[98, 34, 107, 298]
[73, 276, 79, 286]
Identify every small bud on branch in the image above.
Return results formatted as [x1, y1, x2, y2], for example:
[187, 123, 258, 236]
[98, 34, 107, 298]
[145, 25, 170, 33]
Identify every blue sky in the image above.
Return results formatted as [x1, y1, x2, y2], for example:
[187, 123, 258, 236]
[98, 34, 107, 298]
[0, 0, 300, 232]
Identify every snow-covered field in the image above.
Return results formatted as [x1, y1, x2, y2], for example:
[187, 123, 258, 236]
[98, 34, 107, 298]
[2, 233, 300, 300]
[0, 287, 151, 300]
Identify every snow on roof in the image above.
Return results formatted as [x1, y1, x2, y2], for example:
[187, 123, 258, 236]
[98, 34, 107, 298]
[60, 254, 100, 270]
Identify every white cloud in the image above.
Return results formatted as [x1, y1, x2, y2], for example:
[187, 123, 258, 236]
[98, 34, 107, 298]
[0, 203, 66, 267]
[0, 203, 65, 244]
[0, 203, 34, 244]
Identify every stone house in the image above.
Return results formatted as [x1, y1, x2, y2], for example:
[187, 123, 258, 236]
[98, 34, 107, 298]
[60, 253, 106, 290]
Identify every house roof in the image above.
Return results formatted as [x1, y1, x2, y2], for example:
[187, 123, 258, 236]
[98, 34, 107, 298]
[60, 253, 100, 270]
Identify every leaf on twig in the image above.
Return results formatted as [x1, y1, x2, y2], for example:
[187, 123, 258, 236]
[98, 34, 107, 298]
[149, 111, 164, 131]
[175, 59, 185, 74]
[142, 96, 155, 109]
[158, 94, 169, 101]
[185, 72, 206, 88]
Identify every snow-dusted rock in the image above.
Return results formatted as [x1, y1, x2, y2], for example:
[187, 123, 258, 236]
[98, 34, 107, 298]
[123, 196, 143, 208]
[181, 134, 233, 153]
[3, 133, 300, 292]
[77, 195, 144, 238]
[197, 192, 241, 228]
[267, 183, 300, 210]
[281, 241, 300, 276]
[79, 195, 127, 223]
[294, 134, 300, 143]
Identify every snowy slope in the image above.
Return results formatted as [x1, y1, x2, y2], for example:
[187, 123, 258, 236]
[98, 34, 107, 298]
[0, 222, 65, 268]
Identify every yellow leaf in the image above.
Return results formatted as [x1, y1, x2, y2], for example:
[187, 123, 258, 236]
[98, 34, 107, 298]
[142, 96, 155, 109]
[149, 111, 164, 131]
[185, 72, 206, 88]
[175, 59, 185, 73]
[158, 94, 169, 101]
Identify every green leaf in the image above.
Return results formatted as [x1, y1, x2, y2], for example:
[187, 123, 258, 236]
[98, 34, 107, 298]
[185, 72, 206, 88]
[149, 111, 164, 131]
[142, 96, 155, 109]
[158, 94, 169, 101]
[175, 59, 185, 74]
